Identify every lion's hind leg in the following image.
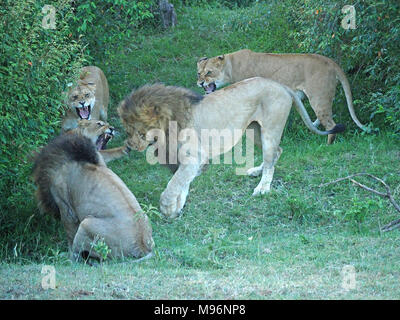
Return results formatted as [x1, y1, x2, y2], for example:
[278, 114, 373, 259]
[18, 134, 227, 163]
[252, 142, 278, 196]
[306, 77, 337, 144]
[252, 116, 287, 196]
[247, 146, 282, 177]
[71, 218, 103, 263]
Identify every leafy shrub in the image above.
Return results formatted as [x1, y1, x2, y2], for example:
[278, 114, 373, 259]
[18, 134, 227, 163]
[286, 0, 400, 132]
[70, 0, 156, 59]
[176, 0, 257, 8]
[0, 0, 87, 256]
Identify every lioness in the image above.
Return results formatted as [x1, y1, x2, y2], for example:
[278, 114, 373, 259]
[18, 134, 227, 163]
[197, 49, 365, 144]
[73, 119, 132, 163]
[62, 66, 109, 131]
[118, 78, 344, 218]
[33, 120, 154, 261]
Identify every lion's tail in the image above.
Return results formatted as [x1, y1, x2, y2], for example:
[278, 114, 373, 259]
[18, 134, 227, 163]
[333, 63, 365, 130]
[285, 86, 346, 136]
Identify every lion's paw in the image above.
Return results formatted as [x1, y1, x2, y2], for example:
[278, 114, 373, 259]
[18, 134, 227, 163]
[247, 165, 263, 177]
[160, 191, 182, 219]
[252, 184, 271, 196]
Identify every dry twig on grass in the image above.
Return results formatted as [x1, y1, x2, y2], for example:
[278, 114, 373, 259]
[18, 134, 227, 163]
[319, 173, 400, 232]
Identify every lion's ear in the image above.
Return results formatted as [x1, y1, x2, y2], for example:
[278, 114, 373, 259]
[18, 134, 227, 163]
[80, 70, 90, 80]
[217, 55, 225, 60]
[198, 57, 208, 62]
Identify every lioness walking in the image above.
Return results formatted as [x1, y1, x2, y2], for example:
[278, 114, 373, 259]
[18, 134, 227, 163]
[197, 49, 365, 144]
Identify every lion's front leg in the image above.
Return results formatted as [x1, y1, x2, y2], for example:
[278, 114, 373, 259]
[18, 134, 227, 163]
[160, 186, 189, 218]
[100, 143, 131, 163]
[160, 163, 201, 218]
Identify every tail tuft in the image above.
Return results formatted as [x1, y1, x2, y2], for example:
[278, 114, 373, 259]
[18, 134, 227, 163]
[329, 123, 346, 134]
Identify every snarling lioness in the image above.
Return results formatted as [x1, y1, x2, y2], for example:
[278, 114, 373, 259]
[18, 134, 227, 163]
[62, 66, 109, 131]
[33, 120, 154, 261]
[118, 78, 345, 218]
[197, 49, 365, 144]
[73, 119, 132, 163]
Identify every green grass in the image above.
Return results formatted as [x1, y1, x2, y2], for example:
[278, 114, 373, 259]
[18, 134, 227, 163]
[2, 132, 399, 299]
[1, 3, 400, 299]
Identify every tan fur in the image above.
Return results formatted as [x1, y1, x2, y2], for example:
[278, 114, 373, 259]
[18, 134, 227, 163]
[118, 79, 343, 218]
[118, 83, 200, 152]
[62, 66, 109, 131]
[73, 119, 131, 163]
[33, 120, 152, 261]
[197, 49, 365, 144]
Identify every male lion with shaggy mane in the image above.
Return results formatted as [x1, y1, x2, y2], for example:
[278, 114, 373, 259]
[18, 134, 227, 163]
[33, 120, 154, 262]
[62, 66, 109, 131]
[197, 49, 365, 144]
[118, 78, 344, 218]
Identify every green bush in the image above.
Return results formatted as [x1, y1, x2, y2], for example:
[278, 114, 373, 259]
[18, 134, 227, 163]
[0, 0, 86, 225]
[175, 0, 257, 8]
[70, 0, 156, 60]
[286, 0, 400, 132]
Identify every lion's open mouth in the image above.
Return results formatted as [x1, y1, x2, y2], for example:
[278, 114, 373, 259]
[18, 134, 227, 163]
[203, 82, 216, 94]
[76, 105, 91, 120]
[96, 133, 113, 150]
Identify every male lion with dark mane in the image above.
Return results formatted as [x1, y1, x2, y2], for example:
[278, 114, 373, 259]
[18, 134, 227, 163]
[33, 120, 154, 262]
[118, 78, 345, 218]
[197, 49, 365, 144]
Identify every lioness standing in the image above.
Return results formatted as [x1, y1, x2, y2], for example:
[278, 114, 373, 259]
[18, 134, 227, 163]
[62, 66, 109, 131]
[197, 49, 365, 144]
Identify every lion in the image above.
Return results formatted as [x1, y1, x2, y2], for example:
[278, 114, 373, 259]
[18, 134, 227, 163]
[33, 120, 154, 262]
[118, 78, 345, 218]
[62, 66, 109, 131]
[72, 119, 132, 163]
[197, 49, 365, 144]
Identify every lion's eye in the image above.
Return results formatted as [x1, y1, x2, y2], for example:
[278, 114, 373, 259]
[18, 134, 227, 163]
[85, 93, 90, 98]
[206, 71, 212, 76]
[97, 121, 103, 126]
[72, 95, 78, 100]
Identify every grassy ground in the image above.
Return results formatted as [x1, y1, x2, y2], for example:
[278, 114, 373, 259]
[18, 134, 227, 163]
[1, 3, 400, 299]
[2, 132, 400, 299]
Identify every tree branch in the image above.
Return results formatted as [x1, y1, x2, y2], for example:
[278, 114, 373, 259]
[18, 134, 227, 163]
[319, 173, 400, 232]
